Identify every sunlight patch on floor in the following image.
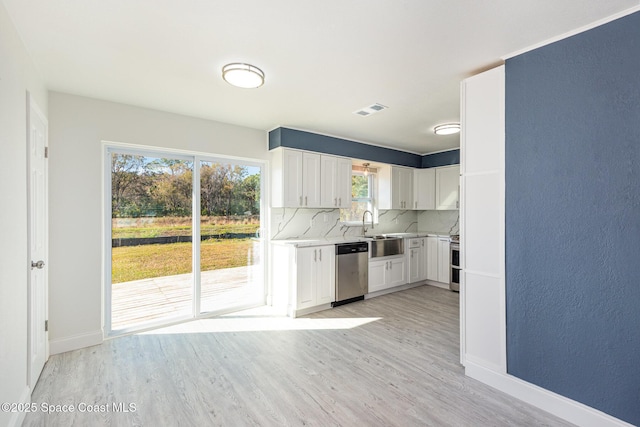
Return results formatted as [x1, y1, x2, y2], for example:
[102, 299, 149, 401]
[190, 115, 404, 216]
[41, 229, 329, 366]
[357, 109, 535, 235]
[140, 315, 382, 334]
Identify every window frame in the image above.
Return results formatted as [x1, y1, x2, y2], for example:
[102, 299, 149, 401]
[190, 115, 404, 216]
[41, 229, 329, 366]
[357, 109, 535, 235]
[340, 169, 377, 225]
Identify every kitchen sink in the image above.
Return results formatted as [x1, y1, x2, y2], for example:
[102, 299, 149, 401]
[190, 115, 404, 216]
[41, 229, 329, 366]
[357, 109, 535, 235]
[368, 236, 404, 258]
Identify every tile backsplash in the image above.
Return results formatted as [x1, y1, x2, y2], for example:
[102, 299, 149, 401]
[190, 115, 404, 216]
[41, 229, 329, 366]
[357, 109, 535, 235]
[270, 208, 459, 240]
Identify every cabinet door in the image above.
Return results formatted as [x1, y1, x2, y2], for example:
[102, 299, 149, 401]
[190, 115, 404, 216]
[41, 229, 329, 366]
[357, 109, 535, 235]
[414, 169, 436, 210]
[387, 257, 407, 287]
[315, 246, 335, 304]
[320, 155, 337, 208]
[335, 157, 352, 208]
[408, 248, 420, 283]
[283, 149, 304, 207]
[296, 247, 316, 309]
[368, 259, 387, 292]
[391, 167, 413, 209]
[426, 236, 439, 281]
[436, 165, 460, 210]
[419, 238, 429, 281]
[437, 238, 450, 283]
[302, 152, 321, 207]
[400, 168, 413, 209]
[391, 167, 403, 209]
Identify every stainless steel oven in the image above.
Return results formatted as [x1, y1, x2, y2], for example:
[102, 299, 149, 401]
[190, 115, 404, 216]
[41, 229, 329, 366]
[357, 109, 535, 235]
[450, 236, 460, 292]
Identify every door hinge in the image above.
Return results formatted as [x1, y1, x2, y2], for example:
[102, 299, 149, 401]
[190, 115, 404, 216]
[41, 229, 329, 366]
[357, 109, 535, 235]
[44, 147, 49, 158]
[45, 320, 48, 332]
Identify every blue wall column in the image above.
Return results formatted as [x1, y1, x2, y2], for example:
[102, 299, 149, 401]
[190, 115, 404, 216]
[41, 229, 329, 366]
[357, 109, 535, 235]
[505, 11, 640, 425]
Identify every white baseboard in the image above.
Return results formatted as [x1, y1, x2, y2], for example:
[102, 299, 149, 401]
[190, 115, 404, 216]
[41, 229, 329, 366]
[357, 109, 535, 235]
[424, 280, 450, 290]
[465, 361, 634, 427]
[49, 329, 103, 355]
[365, 281, 427, 299]
[7, 386, 30, 427]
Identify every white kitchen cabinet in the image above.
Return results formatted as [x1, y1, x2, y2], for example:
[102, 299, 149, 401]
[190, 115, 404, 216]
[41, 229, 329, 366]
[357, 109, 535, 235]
[425, 236, 449, 284]
[296, 245, 334, 310]
[437, 237, 450, 284]
[368, 255, 407, 292]
[406, 237, 429, 283]
[271, 147, 351, 209]
[413, 168, 436, 210]
[271, 243, 335, 317]
[379, 165, 414, 210]
[302, 152, 321, 208]
[271, 148, 320, 208]
[436, 165, 460, 210]
[320, 155, 352, 208]
[426, 236, 439, 282]
[408, 247, 421, 283]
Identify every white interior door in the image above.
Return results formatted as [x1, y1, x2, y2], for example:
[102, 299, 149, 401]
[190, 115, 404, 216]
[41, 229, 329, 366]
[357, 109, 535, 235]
[27, 94, 48, 389]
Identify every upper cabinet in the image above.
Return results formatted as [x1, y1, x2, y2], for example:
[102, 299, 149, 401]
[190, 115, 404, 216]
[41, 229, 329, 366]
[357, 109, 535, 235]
[321, 155, 352, 208]
[435, 165, 460, 210]
[379, 165, 413, 210]
[271, 147, 351, 208]
[413, 168, 436, 210]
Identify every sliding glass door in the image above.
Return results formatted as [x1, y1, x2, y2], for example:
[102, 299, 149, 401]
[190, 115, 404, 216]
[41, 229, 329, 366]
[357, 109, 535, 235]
[198, 160, 263, 314]
[106, 146, 264, 334]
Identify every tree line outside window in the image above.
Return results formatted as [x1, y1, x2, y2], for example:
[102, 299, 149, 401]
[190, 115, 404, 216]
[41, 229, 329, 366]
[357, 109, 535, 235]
[111, 154, 260, 218]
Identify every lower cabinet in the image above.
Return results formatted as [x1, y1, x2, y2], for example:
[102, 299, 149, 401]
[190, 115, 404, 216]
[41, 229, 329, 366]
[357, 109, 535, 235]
[406, 237, 429, 283]
[296, 245, 335, 311]
[437, 237, 450, 284]
[426, 236, 450, 284]
[272, 244, 335, 317]
[368, 255, 407, 293]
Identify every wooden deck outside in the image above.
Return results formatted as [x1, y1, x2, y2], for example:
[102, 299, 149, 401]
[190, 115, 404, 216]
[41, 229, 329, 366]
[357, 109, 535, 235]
[111, 265, 264, 330]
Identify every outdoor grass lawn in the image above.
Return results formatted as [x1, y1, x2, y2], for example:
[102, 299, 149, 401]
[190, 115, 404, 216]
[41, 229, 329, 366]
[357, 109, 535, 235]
[112, 239, 255, 283]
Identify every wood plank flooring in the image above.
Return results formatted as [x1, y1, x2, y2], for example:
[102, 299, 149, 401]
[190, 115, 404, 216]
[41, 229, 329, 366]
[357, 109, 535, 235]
[24, 285, 573, 426]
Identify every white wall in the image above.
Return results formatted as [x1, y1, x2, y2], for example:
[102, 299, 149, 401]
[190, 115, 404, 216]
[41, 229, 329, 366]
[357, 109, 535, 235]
[47, 92, 268, 353]
[0, 3, 47, 426]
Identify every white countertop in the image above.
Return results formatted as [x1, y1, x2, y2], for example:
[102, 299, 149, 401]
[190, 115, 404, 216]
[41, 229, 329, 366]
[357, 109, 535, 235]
[271, 232, 453, 247]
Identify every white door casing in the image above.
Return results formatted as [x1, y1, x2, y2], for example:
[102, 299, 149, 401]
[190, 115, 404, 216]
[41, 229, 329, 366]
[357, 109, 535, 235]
[27, 93, 49, 389]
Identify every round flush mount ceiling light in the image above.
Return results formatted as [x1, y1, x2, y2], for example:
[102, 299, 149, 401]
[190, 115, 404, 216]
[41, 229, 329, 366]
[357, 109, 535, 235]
[222, 63, 265, 88]
[434, 123, 461, 135]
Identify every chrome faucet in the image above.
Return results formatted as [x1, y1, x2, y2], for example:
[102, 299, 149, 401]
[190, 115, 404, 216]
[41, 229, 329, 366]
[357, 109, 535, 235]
[362, 210, 374, 236]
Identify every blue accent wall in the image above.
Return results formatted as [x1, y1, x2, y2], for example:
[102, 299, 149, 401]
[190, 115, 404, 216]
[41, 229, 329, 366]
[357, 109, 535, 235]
[505, 11, 640, 425]
[421, 149, 460, 168]
[269, 127, 458, 168]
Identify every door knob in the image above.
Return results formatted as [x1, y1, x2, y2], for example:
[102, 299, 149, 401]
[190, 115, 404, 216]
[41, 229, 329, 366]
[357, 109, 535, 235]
[31, 260, 45, 269]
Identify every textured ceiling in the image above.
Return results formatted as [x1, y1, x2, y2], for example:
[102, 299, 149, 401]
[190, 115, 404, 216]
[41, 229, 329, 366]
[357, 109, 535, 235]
[4, 0, 639, 154]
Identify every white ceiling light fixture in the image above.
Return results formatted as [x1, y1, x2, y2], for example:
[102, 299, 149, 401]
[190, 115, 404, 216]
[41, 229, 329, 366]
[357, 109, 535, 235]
[222, 63, 265, 88]
[434, 123, 461, 135]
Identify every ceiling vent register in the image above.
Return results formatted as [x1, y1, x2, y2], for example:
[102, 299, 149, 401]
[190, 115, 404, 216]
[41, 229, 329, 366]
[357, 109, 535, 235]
[353, 103, 388, 117]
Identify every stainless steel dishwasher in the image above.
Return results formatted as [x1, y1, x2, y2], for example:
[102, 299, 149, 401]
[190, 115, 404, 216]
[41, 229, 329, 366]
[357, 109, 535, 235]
[332, 242, 369, 307]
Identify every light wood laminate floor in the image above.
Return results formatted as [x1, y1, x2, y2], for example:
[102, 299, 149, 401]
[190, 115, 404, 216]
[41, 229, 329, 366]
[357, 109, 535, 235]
[24, 285, 573, 426]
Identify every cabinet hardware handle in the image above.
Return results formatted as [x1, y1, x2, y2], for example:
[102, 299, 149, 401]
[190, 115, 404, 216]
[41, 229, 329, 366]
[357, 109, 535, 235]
[305, 196, 308, 206]
[299, 196, 302, 206]
[319, 249, 322, 261]
[338, 197, 341, 206]
[31, 260, 45, 270]
[389, 262, 392, 270]
[334, 198, 337, 206]
[314, 249, 317, 262]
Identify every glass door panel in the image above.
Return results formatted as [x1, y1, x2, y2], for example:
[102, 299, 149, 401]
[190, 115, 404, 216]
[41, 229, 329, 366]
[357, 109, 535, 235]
[110, 153, 194, 330]
[199, 160, 264, 314]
